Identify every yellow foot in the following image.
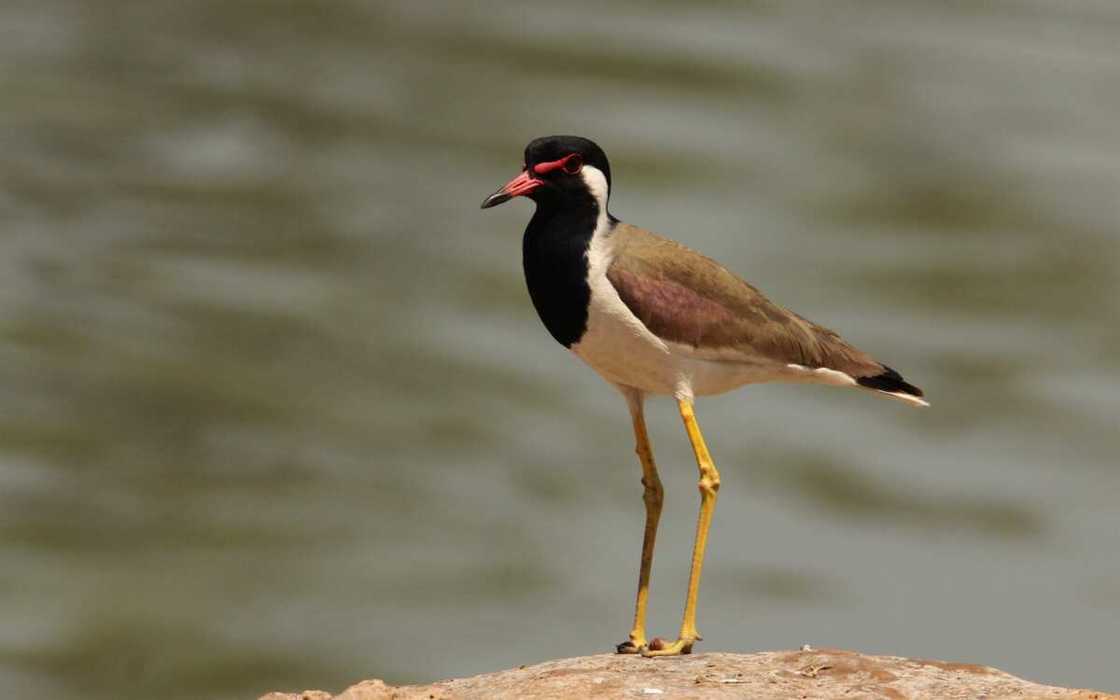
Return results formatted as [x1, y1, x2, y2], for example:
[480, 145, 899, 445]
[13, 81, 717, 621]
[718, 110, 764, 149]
[616, 636, 646, 654]
[639, 635, 700, 657]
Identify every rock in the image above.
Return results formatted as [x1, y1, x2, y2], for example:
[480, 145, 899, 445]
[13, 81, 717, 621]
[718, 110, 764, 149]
[260, 648, 1117, 699]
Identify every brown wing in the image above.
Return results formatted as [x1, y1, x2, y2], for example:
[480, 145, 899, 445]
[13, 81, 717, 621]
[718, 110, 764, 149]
[606, 223, 885, 379]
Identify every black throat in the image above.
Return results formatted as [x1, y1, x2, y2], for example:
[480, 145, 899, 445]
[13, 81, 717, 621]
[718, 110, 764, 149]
[522, 190, 606, 348]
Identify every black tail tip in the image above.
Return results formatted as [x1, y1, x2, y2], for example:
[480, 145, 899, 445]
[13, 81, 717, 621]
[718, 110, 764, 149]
[857, 365, 924, 397]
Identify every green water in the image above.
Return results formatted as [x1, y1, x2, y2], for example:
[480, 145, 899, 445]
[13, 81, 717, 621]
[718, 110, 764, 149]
[1, 2, 1117, 698]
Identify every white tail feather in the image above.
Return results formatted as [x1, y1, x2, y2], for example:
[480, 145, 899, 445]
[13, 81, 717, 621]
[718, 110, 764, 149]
[872, 389, 930, 408]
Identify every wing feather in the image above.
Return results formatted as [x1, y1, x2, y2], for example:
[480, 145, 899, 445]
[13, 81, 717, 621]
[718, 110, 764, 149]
[605, 224, 885, 380]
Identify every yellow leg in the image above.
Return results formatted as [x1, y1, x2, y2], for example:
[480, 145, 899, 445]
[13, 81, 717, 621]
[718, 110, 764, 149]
[642, 398, 720, 657]
[617, 394, 664, 654]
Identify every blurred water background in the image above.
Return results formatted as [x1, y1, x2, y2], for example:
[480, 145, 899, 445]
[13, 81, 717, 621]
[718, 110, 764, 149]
[1, 1, 1118, 698]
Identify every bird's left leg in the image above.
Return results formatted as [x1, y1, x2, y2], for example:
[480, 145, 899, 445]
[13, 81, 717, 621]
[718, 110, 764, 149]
[616, 390, 664, 654]
[642, 398, 720, 656]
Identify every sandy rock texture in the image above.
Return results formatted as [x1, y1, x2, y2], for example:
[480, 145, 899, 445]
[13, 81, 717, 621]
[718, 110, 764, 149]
[260, 648, 1116, 700]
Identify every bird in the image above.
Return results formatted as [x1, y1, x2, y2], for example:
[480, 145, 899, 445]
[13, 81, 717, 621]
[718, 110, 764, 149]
[480, 135, 927, 657]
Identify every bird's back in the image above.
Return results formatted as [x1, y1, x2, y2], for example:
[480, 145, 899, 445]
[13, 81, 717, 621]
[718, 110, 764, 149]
[602, 224, 924, 402]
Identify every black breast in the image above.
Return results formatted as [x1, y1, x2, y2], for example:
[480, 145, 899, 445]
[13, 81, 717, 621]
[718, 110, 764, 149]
[521, 203, 601, 348]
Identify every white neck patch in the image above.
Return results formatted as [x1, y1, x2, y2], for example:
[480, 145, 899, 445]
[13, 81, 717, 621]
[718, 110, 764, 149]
[580, 165, 609, 214]
[580, 164, 611, 240]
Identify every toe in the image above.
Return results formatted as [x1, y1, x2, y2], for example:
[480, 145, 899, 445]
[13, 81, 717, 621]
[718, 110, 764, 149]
[616, 639, 643, 654]
[639, 637, 696, 657]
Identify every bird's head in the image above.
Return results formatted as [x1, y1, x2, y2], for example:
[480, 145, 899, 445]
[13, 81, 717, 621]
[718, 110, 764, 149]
[481, 135, 611, 212]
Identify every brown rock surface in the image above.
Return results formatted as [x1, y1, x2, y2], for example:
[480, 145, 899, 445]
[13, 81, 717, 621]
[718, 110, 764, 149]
[260, 648, 1117, 700]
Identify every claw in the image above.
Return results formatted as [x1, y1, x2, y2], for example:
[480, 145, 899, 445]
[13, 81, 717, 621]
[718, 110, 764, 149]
[639, 636, 697, 657]
[616, 638, 644, 654]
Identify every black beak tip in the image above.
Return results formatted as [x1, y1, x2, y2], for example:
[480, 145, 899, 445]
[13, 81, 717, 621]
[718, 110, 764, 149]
[480, 191, 511, 210]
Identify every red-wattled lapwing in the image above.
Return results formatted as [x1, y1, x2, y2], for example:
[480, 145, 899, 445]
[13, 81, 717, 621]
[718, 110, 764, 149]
[480, 135, 927, 657]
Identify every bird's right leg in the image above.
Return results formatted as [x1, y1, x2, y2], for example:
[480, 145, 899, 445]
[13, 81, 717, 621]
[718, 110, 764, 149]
[617, 390, 665, 654]
[640, 397, 720, 657]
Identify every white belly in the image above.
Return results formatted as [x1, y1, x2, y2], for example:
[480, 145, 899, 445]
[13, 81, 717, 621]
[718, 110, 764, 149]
[571, 278, 783, 398]
[570, 298, 679, 395]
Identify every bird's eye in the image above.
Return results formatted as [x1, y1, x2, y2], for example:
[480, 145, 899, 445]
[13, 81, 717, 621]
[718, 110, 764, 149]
[563, 154, 583, 174]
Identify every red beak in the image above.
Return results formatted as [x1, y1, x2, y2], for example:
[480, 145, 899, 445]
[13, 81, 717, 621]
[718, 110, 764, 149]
[480, 170, 543, 209]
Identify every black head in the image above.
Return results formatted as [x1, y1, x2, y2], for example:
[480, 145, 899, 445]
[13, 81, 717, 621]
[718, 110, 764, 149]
[480, 135, 612, 210]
